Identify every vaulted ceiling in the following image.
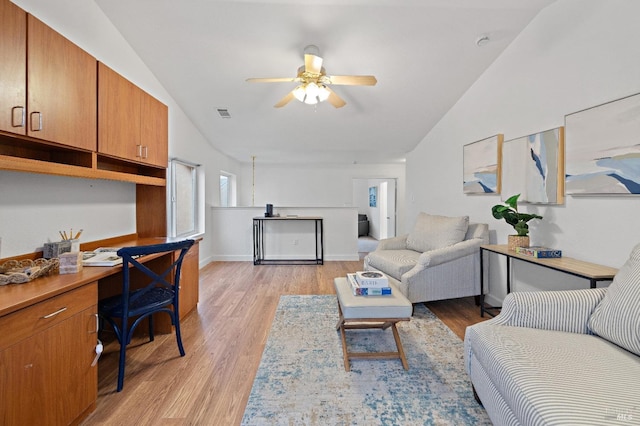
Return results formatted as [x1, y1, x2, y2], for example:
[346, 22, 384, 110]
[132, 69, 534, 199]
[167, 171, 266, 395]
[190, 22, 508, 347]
[95, 0, 556, 165]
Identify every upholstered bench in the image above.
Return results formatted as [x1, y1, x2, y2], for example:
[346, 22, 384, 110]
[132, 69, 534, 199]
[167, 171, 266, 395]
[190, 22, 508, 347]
[334, 277, 412, 371]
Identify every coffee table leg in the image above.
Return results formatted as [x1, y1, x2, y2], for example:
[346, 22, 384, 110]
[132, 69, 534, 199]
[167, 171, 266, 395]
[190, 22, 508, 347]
[338, 322, 351, 371]
[391, 323, 409, 370]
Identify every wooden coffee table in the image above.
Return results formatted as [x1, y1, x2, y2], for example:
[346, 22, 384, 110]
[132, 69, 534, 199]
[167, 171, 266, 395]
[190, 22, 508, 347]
[334, 277, 412, 371]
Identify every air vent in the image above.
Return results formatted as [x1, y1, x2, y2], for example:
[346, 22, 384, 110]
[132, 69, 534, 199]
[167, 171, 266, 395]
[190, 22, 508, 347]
[217, 108, 231, 118]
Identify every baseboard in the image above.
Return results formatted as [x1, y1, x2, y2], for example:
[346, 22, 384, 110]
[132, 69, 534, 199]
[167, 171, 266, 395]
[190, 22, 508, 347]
[209, 254, 360, 262]
[483, 294, 503, 308]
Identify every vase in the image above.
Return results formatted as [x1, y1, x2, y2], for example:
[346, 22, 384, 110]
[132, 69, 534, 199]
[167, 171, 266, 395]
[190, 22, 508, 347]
[508, 235, 529, 251]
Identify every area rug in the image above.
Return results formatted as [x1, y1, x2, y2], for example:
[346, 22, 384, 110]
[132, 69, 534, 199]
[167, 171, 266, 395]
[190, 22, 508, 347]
[241, 295, 490, 425]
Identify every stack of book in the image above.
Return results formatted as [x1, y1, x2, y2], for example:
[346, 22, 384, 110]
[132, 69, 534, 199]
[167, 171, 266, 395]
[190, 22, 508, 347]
[346, 271, 392, 296]
[515, 246, 562, 258]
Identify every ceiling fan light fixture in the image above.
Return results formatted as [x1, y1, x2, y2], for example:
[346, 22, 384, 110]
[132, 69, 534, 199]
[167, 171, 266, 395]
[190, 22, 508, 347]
[305, 82, 320, 99]
[293, 85, 306, 102]
[318, 85, 330, 102]
[303, 95, 318, 105]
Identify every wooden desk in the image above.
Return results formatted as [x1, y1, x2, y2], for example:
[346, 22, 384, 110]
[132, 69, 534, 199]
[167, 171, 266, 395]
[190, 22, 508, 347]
[480, 244, 618, 317]
[0, 236, 199, 425]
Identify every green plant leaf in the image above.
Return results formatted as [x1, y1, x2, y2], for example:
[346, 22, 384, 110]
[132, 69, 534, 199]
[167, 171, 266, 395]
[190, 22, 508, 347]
[505, 194, 520, 210]
[491, 194, 542, 236]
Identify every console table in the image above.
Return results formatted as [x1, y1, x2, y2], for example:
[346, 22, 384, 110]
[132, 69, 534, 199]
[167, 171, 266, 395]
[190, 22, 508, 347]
[480, 244, 618, 317]
[253, 216, 324, 265]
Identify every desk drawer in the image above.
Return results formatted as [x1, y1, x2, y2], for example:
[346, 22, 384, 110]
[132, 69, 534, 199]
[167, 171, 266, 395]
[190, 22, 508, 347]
[0, 283, 97, 351]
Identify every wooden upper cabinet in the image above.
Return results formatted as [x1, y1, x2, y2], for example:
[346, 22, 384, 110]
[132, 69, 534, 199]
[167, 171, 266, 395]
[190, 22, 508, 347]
[140, 91, 169, 167]
[99, 62, 168, 168]
[27, 15, 97, 151]
[0, 0, 26, 135]
[98, 62, 142, 161]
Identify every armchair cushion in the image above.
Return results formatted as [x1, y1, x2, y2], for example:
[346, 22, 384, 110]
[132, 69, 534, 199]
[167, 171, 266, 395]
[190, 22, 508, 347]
[365, 249, 420, 281]
[589, 243, 640, 356]
[406, 213, 469, 252]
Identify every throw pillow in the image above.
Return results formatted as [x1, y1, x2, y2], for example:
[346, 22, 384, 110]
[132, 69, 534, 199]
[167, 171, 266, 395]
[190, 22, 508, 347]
[588, 242, 640, 356]
[406, 213, 469, 253]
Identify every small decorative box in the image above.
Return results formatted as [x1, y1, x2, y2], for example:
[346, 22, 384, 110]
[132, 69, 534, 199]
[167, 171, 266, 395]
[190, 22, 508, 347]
[59, 252, 83, 275]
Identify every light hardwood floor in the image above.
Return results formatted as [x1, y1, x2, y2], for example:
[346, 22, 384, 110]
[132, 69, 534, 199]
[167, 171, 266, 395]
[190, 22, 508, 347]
[81, 261, 488, 425]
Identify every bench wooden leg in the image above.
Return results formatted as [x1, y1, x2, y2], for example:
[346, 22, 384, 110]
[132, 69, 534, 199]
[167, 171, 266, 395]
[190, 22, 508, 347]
[337, 317, 409, 371]
[391, 322, 409, 370]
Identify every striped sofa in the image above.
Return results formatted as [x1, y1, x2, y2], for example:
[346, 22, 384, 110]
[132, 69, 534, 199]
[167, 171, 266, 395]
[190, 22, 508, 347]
[464, 243, 640, 425]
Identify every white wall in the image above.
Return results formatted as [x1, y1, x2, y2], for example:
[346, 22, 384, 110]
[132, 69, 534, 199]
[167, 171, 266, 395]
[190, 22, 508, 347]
[406, 0, 640, 305]
[2, 0, 242, 265]
[238, 162, 407, 235]
[211, 207, 358, 261]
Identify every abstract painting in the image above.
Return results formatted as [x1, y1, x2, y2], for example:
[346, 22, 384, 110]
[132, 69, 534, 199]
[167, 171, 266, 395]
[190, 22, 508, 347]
[565, 92, 640, 194]
[369, 186, 377, 207]
[501, 127, 565, 204]
[463, 134, 503, 194]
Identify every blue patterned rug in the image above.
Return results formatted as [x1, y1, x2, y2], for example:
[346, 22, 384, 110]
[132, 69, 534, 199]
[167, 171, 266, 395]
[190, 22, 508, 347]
[241, 295, 490, 425]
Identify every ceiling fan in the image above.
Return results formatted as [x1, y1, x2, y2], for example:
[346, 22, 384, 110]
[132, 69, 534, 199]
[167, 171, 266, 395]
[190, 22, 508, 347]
[246, 45, 377, 108]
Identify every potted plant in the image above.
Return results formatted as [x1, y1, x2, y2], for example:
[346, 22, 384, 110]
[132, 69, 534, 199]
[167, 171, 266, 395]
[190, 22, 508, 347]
[491, 194, 543, 250]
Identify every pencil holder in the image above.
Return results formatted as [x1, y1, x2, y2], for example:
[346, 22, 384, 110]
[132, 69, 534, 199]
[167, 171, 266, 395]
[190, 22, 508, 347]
[70, 239, 80, 252]
[43, 241, 72, 259]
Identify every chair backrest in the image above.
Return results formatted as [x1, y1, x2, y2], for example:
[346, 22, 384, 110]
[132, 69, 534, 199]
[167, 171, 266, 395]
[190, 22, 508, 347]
[465, 223, 489, 244]
[117, 239, 195, 305]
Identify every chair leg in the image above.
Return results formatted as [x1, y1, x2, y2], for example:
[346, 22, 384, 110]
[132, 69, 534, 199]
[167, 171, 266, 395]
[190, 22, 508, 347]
[174, 313, 186, 357]
[148, 314, 155, 342]
[117, 330, 128, 392]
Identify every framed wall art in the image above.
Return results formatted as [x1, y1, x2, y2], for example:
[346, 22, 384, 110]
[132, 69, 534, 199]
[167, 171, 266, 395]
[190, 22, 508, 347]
[369, 186, 377, 207]
[463, 134, 503, 194]
[565, 92, 640, 195]
[501, 127, 565, 204]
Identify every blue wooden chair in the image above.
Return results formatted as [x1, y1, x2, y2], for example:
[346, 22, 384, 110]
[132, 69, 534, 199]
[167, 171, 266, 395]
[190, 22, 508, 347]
[99, 239, 195, 392]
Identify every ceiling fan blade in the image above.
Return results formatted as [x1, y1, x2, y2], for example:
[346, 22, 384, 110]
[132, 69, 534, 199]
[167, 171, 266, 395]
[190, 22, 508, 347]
[304, 53, 323, 75]
[327, 75, 377, 86]
[274, 91, 295, 108]
[326, 87, 346, 108]
[246, 77, 299, 83]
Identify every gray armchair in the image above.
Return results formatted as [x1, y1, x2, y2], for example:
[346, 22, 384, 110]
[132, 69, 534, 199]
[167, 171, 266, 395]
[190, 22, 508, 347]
[364, 213, 489, 304]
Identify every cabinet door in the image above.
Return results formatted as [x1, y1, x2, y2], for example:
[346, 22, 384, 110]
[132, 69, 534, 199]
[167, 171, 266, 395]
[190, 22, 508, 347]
[0, 0, 26, 135]
[179, 241, 199, 319]
[98, 62, 141, 161]
[27, 15, 97, 150]
[140, 91, 168, 168]
[0, 306, 97, 426]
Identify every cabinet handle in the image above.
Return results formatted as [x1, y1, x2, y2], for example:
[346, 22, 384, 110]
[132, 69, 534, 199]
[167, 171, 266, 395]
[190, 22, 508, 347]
[142, 145, 148, 159]
[11, 106, 25, 128]
[136, 144, 142, 158]
[30, 112, 43, 131]
[42, 307, 67, 319]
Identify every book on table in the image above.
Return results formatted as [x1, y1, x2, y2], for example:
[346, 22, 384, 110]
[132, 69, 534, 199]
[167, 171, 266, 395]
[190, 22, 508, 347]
[354, 271, 389, 288]
[347, 273, 392, 296]
[82, 247, 123, 267]
[515, 246, 562, 258]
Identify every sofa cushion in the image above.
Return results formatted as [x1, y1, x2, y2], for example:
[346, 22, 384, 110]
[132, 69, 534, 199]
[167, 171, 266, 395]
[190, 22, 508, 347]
[466, 323, 640, 425]
[588, 243, 640, 356]
[406, 213, 469, 253]
[365, 249, 421, 281]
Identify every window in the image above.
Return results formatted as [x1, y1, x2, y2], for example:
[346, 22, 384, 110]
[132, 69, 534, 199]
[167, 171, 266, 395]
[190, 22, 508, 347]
[170, 159, 198, 237]
[220, 171, 236, 207]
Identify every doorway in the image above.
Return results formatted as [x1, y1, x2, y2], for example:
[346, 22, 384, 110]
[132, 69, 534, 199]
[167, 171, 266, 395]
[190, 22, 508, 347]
[352, 178, 397, 240]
